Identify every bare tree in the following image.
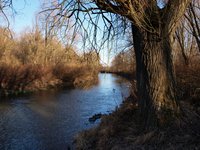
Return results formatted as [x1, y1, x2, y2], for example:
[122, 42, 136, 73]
[0, 0, 12, 26]
[185, 0, 200, 52]
[175, 20, 194, 66]
[111, 49, 135, 73]
[42, 0, 191, 129]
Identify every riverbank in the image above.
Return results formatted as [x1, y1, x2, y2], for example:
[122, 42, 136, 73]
[75, 66, 200, 150]
[75, 95, 200, 150]
[0, 73, 130, 150]
[0, 27, 101, 98]
[0, 64, 99, 97]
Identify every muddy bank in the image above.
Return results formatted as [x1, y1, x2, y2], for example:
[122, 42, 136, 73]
[75, 94, 200, 150]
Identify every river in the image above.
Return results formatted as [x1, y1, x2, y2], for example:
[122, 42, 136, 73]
[0, 73, 131, 150]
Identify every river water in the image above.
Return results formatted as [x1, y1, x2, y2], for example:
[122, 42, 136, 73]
[0, 73, 130, 150]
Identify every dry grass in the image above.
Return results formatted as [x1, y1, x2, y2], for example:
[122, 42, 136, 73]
[176, 64, 200, 108]
[75, 95, 200, 150]
[0, 64, 45, 95]
[53, 64, 99, 88]
[75, 65, 200, 150]
[0, 63, 99, 96]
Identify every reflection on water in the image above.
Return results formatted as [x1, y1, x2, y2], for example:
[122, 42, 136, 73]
[0, 73, 130, 150]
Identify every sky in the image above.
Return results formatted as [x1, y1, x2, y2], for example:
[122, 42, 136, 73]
[2, 1, 167, 66]
[3, 0, 124, 66]
[6, 0, 165, 33]
[10, 0, 40, 34]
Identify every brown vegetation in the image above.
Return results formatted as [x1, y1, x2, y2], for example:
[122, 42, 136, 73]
[176, 64, 200, 107]
[0, 27, 100, 97]
[105, 49, 135, 80]
[1, 0, 200, 149]
[75, 36, 200, 149]
[75, 94, 200, 150]
[75, 9, 200, 148]
[75, 64, 200, 149]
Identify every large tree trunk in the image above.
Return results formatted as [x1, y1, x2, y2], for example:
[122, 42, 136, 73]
[132, 24, 180, 129]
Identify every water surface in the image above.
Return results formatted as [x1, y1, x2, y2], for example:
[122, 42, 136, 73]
[0, 73, 130, 150]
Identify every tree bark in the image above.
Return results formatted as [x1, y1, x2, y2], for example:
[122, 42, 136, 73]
[132, 24, 179, 129]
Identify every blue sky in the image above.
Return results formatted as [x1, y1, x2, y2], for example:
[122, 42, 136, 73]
[10, 0, 40, 33]
[6, 1, 120, 65]
[3, 0, 168, 66]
